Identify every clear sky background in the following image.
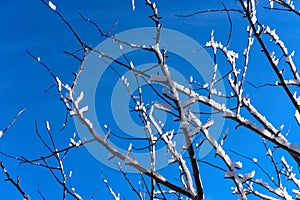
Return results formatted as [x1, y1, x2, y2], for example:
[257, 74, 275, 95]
[1, 0, 300, 199]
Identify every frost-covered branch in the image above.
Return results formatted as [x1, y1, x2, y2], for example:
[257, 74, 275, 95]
[0, 162, 30, 200]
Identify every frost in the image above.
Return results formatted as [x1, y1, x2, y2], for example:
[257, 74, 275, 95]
[182, 98, 196, 108]
[253, 158, 258, 163]
[56, 77, 62, 92]
[127, 143, 132, 153]
[84, 118, 93, 128]
[0, 131, 3, 138]
[279, 124, 284, 132]
[48, 1, 56, 11]
[37, 57, 40, 62]
[131, 0, 135, 11]
[241, 170, 255, 182]
[269, 0, 274, 8]
[70, 138, 76, 145]
[75, 91, 84, 105]
[74, 193, 83, 200]
[129, 61, 134, 69]
[135, 101, 144, 111]
[70, 109, 77, 116]
[233, 161, 243, 169]
[203, 83, 209, 89]
[121, 76, 130, 87]
[46, 121, 50, 131]
[266, 148, 272, 156]
[78, 106, 88, 114]
[180, 121, 189, 129]
[295, 110, 300, 126]
[151, 74, 167, 82]
[225, 170, 236, 178]
[154, 102, 172, 111]
[166, 129, 174, 140]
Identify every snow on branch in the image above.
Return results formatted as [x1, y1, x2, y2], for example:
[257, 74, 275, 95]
[48, 1, 56, 11]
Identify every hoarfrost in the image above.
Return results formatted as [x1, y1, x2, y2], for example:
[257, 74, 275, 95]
[46, 121, 50, 131]
[203, 83, 209, 89]
[131, 0, 135, 11]
[234, 161, 243, 169]
[225, 170, 235, 178]
[266, 149, 272, 156]
[75, 91, 84, 105]
[295, 110, 300, 125]
[241, 170, 255, 182]
[48, 1, 56, 10]
[269, 0, 274, 8]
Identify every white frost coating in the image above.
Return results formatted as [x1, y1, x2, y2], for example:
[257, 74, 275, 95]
[75, 91, 84, 106]
[150, 74, 167, 82]
[269, 0, 274, 8]
[264, 26, 288, 55]
[189, 76, 193, 83]
[120, 76, 129, 87]
[46, 121, 50, 131]
[37, 57, 40, 62]
[154, 102, 172, 111]
[70, 138, 76, 145]
[286, 51, 300, 81]
[131, 0, 135, 11]
[0, 131, 3, 138]
[266, 148, 273, 156]
[279, 124, 284, 132]
[205, 30, 238, 68]
[282, 156, 300, 189]
[250, 0, 257, 24]
[253, 158, 258, 163]
[225, 170, 236, 178]
[73, 193, 83, 200]
[234, 161, 243, 169]
[293, 189, 300, 198]
[241, 170, 255, 182]
[180, 121, 189, 129]
[166, 129, 174, 140]
[103, 179, 120, 200]
[127, 143, 133, 154]
[84, 118, 93, 128]
[129, 61, 134, 69]
[182, 98, 196, 108]
[48, 1, 56, 10]
[78, 106, 88, 115]
[203, 83, 209, 89]
[295, 110, 300, 125]
[56, 77, 62, 92]
[70, 109, 77, 116]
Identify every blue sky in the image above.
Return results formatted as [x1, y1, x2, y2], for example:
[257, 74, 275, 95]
[1, 0, 300, 199]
